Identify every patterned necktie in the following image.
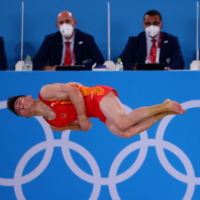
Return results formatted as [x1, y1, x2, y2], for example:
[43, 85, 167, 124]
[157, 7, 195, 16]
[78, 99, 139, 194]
[64, 41, 71, 65]
[149, 39, 157, 63]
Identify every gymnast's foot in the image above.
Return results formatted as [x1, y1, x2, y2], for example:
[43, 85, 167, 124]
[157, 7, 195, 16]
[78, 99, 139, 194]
[165, 99, 186, 114]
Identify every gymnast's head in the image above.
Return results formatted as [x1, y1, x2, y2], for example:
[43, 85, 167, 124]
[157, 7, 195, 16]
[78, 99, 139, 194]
[7, 95, 36, 118]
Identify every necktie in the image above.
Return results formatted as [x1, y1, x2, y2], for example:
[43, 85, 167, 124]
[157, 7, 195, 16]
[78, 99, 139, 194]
[149, 39, 157, 63]
[64, 41, 71, 65]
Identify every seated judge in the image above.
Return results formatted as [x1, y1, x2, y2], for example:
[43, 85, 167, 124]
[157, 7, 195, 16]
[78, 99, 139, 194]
[33, 11, 104, 71]
[120, 10, 184, 70]
[0, 36, 7, 70]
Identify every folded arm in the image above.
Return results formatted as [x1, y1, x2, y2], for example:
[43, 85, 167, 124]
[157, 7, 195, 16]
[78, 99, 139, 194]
[40, 83, 92, 131]
[120, 37, 137, 70]
[168, 37, 184, 69]
[33, 35, 56, 70]
[50, 122, 81, 132]
[0, 37, 7, 70]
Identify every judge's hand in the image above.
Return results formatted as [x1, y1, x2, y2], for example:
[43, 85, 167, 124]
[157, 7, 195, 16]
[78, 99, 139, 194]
[164, 67, 173, 70]
[42, 66, 56, 71]
[132, 66, 137, 70]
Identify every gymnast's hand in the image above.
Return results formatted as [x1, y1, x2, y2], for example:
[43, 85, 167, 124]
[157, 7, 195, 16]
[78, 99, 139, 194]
[77, 115, 92, 132]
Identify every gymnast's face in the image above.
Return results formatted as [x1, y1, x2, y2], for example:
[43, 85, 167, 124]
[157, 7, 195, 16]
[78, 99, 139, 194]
[14, 95, 35, 118]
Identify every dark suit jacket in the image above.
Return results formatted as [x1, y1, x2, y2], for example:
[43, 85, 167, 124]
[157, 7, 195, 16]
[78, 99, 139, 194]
[33, 29, 104, 70]
[120, 31, 184, 70]
[0, 37, 7, 70]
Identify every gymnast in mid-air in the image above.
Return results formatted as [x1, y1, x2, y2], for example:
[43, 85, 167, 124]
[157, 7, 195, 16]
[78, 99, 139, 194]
[7, 82, 186, 138]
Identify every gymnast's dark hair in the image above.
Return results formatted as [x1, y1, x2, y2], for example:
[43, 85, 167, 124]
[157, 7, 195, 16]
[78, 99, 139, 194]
[143, 10, 162, 22]
[7, 95, 26, 116]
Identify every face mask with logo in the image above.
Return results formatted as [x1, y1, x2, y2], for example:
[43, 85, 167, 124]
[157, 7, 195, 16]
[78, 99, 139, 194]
[59, 23, 74, 37]
[145, 25, 160, 37]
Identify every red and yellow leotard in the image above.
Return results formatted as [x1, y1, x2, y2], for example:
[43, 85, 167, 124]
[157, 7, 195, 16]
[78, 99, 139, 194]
[38, 84, 118, 127]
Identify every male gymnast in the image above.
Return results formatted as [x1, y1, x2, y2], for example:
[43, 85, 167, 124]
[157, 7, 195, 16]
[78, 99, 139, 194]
[7, 82, 186, 138]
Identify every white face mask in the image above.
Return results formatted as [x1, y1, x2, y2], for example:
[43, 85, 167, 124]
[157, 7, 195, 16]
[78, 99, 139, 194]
[59, 23, 74, 37]
[145, 25, 160, 37]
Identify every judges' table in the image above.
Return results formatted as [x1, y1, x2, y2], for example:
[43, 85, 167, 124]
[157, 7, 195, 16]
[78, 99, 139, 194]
[0, 71, 200, 200]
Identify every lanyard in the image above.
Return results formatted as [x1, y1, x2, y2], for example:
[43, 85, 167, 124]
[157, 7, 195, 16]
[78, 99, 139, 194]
[156, 31, 162, 63]
[66, 42, 75, 65]
[71, 51, 75, 65]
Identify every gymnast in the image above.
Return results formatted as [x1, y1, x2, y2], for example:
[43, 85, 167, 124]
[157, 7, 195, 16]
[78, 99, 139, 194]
[7, 82, 186, 138]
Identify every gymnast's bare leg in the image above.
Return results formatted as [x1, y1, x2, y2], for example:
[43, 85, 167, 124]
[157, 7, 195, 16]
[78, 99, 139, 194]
[99, 92, 185, 138]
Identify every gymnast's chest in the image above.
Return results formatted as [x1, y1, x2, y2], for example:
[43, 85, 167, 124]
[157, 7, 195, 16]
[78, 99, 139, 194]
[51, 104, 78, 125]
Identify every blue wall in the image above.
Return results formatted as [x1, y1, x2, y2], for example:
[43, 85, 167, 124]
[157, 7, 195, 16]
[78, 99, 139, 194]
[0, 0, 198, 70]
[0, 71, 200, 200]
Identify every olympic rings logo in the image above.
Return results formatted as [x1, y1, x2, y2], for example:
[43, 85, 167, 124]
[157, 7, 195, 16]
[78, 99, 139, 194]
[0, 100, 200, 200]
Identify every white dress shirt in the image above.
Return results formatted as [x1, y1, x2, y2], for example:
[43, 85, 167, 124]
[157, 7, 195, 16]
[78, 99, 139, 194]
[61, 33, 75, 65]
[145, 33, 159, 63]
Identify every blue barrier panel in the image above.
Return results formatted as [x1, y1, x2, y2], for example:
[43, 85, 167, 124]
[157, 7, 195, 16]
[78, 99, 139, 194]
[0, 71, 200, 200]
